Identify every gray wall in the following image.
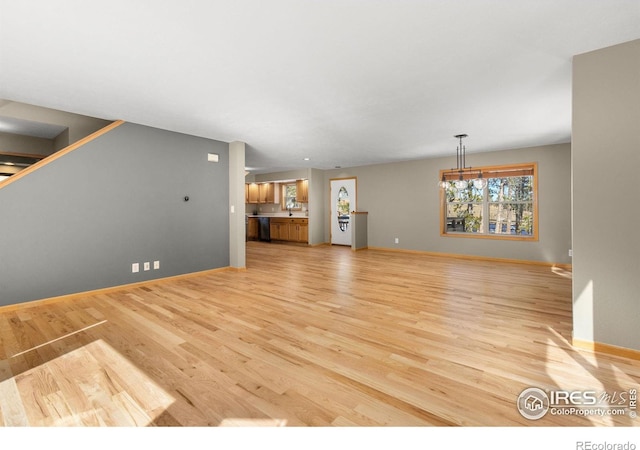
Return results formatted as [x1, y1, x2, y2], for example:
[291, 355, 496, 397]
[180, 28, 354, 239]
[308, 168, 325, 246]
[0, 131, 55, 156]
[323, 143, 572, 264]
[572, 39, 640, 350]
[0, 122, 229, 306]
[229, 141, 246, 268]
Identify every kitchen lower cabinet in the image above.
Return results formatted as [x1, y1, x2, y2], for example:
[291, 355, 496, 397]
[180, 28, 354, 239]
[247, 217, 259, 240]
[289, 220, 308, 243]
[269, 221, 289, 241]
[270, 218, 308, 243]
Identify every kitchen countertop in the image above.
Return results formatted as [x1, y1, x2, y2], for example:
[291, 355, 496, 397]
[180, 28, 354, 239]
[246, 214, 308, 219]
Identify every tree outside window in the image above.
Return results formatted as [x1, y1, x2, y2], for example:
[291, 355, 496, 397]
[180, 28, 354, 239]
[487, 176, 534, 235]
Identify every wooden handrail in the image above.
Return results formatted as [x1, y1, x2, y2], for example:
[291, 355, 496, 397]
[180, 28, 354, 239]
[0, 120, 125, 190]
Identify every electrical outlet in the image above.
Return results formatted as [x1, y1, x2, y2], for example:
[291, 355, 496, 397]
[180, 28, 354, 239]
[132, 263, 139, 273]
[394, 238, 399, 244]
[569, 249, 573, 257]
[144, 262, 150, 271]
[154, 260, 160, 270]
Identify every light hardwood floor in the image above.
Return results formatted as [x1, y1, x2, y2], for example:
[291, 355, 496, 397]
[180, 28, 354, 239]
[1, 242, 638, 426]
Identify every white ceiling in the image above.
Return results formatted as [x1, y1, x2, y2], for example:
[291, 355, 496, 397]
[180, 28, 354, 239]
[1, 1, 639, 174]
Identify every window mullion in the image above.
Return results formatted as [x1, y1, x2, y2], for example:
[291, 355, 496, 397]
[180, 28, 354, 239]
[482, 184, 489, 234]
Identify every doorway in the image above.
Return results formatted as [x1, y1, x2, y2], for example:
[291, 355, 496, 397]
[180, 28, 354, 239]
[330, 177, 356, 246]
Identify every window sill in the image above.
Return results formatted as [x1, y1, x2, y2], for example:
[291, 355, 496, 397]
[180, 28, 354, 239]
[441, 232, 538, 241]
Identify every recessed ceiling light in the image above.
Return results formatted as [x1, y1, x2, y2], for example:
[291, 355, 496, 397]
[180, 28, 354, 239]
[303, 157, 310, 161]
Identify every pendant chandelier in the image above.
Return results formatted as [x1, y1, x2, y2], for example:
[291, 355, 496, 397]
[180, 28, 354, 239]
[438, 134, 487, 190]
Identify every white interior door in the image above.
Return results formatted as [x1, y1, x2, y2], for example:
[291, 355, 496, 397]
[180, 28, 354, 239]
[330, 178, 356, 246]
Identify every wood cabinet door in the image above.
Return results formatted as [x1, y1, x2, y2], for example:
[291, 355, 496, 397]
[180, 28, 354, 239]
[298, 223, 309, 243]
[270, 222, 289, 241]
[278, 223, 289, 241]
[287, 220, 308, 243]
[259, 183, 274, 203]
[295, 179, 308, 203]
[247, 183, 260, 203]
[287, 222, 298, 241]
[247, 218, 259, 240]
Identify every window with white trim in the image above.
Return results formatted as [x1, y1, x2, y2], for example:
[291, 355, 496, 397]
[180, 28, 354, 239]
[281, 183, 301, 211]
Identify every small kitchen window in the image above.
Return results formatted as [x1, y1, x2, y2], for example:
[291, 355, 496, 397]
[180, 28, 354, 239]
[440, 162, 538, 240]
[281, 183, 301, 211]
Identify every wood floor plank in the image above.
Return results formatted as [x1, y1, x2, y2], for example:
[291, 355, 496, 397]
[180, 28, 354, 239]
[0, 359, 29, 426]
[1, 242, 639, 427]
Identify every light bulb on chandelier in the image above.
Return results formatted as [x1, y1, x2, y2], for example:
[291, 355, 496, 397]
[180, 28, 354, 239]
[454, 177, 468, 190]
[472, 173, 487, 190]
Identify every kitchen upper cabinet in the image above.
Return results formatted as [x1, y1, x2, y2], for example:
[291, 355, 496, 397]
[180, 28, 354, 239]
[259, 182, 275, 203]
[295, 179, 308, 203]
[247, 183, 260, 204]
[246, 182, 276, 204]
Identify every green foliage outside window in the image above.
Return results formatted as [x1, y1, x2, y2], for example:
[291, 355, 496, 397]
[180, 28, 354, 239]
[283, 184, 300, 210]
[445, 175, 534, 236]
